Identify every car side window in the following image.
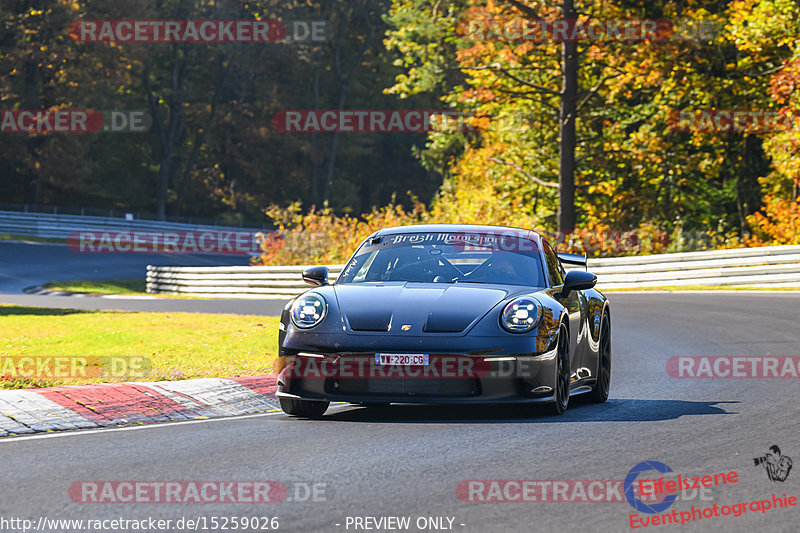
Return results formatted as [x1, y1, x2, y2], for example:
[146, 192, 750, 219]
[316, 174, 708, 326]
[543, 240, 564, 286]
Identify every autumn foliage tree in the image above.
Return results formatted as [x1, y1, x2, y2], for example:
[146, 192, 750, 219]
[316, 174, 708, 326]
[257, 0, 800, 264]
[739, 0, 800, 244]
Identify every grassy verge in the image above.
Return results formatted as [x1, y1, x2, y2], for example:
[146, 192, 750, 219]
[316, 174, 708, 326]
[603, 284, 800, 292]
[42, 279, 146, 295]
[0, 234, 65, 244]
[41, 280, 207, 299]
[0, 305, 280, 389]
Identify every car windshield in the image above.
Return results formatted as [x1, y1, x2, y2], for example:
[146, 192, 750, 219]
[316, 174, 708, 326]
[337, 232, 546, 287]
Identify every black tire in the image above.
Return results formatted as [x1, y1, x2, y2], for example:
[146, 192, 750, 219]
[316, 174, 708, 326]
[587, 312, 611, 403]
[545, 324, 571, 415]
[279, 397, 329, 418]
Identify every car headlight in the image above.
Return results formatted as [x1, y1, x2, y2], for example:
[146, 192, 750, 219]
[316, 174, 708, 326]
[290, 293, 327, 329]
[500, 297, 542, 333]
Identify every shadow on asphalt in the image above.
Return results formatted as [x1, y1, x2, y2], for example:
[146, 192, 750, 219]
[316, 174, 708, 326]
[0, 305, 96, 316]
[312, 398, 738, 424]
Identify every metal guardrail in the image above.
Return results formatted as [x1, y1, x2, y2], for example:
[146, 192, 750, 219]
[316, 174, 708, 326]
[147, 265, 345, 299]
[578, 244, 800, 287]
[0, 210, 267, 240]
[0, 202, 266, 228]
[146, 245, 800, 298]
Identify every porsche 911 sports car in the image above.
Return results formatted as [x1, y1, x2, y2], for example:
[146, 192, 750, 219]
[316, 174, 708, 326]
[276, 224, 611, 417]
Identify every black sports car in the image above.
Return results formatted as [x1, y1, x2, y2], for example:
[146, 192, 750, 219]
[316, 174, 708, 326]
[276, 224, 611, 417]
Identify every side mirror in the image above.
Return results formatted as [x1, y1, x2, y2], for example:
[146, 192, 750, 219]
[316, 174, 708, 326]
[302, 266, 330, 287]
[560, 270, 597, 297]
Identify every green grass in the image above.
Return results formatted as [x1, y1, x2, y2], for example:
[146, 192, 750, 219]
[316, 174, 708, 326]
[41, 279, 208, 298]
[0, 305, 280, 389]
[0, 234, 65, 244]
[603, 284, 800, 292]
[42, 279, 146, 295]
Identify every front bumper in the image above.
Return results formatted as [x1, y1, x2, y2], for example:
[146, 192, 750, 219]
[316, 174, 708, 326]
[276, 351, 559, 404]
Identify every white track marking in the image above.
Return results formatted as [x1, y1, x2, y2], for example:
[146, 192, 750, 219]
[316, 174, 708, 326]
[0, 404, 351, 443]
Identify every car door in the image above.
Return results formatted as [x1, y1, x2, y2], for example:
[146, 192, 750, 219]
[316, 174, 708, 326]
[543, 240, 585, 381]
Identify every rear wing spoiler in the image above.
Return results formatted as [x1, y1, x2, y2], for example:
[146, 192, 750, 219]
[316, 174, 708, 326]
[557, 252, 588, 270]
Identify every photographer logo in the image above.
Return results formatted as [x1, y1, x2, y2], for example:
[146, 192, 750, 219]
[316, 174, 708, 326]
[754, 445, 792, 482]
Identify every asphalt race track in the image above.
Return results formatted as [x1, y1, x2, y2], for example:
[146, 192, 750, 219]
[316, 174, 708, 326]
[0, 292, 288, 315]
[1, 285, 799, 532]
[0, 240, 251, 292]
[0, 240, 287, 315]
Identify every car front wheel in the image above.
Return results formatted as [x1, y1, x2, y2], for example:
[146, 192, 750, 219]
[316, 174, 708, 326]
[279, 397, 329, 418]
[545, 324, 570, 416]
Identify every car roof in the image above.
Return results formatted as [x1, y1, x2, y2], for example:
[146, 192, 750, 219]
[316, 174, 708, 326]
[371, 224, 543, 243]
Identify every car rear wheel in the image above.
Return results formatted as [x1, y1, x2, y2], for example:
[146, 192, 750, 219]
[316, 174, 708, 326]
[545, 324, 570, 415]
[587, 312, 611, 403]
[279, 397, 329, 418]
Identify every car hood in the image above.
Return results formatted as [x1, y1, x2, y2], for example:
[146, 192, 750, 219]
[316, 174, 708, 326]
[332, 282, 515, 335]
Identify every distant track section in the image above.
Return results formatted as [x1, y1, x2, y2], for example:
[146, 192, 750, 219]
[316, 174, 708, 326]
[0, 209, 267, 240]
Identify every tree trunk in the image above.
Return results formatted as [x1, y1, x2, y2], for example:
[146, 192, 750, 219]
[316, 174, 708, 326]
[23, 0, 45, 207]
[558, 0, 578, 235]
[148, 1, 189, 220]
[310, 66, 322, 207]
[321, 4, 373, 206]
[174, 56, 232, 216]
[321, 72, 348, 205]
[145, 48, 185, 221]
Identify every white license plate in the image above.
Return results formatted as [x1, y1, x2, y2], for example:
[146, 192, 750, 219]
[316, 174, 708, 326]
[374, 353, 429, 366]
